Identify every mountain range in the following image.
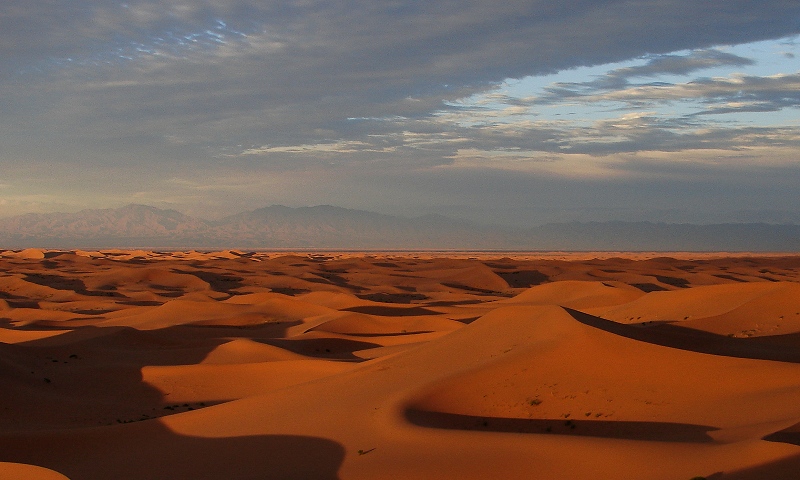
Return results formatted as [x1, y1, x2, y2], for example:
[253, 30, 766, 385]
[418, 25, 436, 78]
[0, 204, 798, 251]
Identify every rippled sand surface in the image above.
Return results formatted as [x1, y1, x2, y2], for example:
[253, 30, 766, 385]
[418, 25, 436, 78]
[1, 249, 800, 479]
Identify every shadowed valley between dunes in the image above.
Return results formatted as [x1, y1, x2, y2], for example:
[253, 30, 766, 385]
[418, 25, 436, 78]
[1, 250, 800, 479]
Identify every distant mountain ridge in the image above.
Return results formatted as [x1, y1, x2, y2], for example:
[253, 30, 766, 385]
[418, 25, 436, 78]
[0, 204, 502, 249]
[0, 204, 798, 251]
[0, 204, 208, 239]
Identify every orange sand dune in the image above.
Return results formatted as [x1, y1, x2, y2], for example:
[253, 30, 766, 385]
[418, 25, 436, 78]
[497, 279, 645, 309]
[0, 462, 69, 480]
[1, 251, 800, 479]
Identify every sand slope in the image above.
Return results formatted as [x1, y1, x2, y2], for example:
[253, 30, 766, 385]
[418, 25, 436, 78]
[0, 251, 799, 479]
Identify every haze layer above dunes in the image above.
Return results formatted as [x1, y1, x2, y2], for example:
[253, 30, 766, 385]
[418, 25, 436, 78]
[1, 250, 800, 479]
[2, 203, 800, 250]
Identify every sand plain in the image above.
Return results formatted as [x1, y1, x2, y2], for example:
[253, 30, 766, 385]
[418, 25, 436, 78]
[0, 249, 799, 479]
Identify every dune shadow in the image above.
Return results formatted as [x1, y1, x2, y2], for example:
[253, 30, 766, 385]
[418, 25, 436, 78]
[405, 408, 718, 442]
[493, 269, 550, 288]
[0, 319, 303, 431]
[22, 273, 88, 292]
[342, 305, 440, 317]
[0, 427, 344, 480]
[654, 275, 690, 288]
[356, 292, 429, 304]
[441, 283, 503, 296]
[425, 300, 483, 307]
[306, 272, 366, 293]
[333, 330, 435, 338]
[22, 273, 125, 298]
[563, 308, 800, 364]
[763, 424, 800, 447]
[0, 327, 215, 431]
[707, 452, 800, 479]
[117, 300, 164, 306]
[258, 337, 380, 361]
[269, 287, 312, 296]
[4, 300, 41, 309]
[629, 283, 668, 292]
[173, 269, 245, 294]
[763, 431, 800, 447]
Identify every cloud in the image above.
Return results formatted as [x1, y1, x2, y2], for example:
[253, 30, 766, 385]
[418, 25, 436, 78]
[614, 50, 755, 78]
[2, 1, 800, 222]
[235, 140, 398, 156]
[539, 49, 756, 95]
[5, 1, 800, 153]
[589, 72, 800, 106]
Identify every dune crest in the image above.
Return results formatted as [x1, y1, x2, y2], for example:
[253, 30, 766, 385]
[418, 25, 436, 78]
[1, 251, 799, 479]
[0, 462, 70, 480]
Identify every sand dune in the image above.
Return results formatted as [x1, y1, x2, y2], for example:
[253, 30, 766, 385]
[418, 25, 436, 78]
[0, 462, 69, 480]
[497, 279, 645, 309]
[0, 251, 800, 479]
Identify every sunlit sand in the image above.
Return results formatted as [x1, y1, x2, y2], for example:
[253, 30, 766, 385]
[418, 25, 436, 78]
[1, 250, 800, 479]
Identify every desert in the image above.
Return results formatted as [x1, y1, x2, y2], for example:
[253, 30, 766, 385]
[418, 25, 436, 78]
[6, 2, 800, 479]
[0, 249, 800, 479]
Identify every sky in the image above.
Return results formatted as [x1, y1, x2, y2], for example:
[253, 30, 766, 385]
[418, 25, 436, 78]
[2, 1, 800, 226]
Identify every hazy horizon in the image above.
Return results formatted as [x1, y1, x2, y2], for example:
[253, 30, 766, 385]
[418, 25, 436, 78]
[1, 203, 798, 252]
[2, 202, 800, 227]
